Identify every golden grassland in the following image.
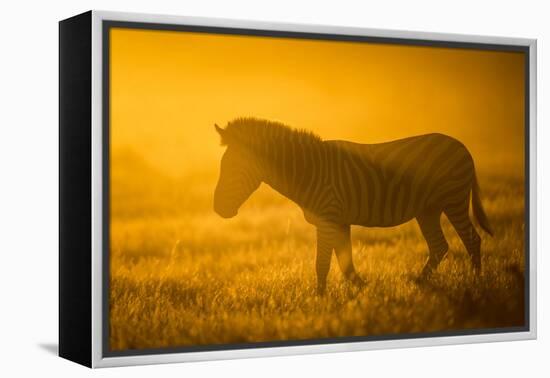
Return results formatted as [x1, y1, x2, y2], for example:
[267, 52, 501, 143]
[109, 161, 526, 351]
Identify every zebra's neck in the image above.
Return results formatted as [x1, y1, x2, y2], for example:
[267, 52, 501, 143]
[258, 137, 326, 209]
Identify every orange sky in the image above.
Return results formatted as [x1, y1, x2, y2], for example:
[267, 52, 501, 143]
[110, 27, 525, 177]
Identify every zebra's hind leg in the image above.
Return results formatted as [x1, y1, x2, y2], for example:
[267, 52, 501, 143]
[444, 202, 482, 275]
[333, 224, 365, 288]
[416, 210, 449, 280]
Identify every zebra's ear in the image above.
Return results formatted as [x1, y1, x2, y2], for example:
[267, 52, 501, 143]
[214, 123, 224, 135]
[214, 123, 227, 145]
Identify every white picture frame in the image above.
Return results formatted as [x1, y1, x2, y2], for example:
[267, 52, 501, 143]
[59, 10, 537, 368]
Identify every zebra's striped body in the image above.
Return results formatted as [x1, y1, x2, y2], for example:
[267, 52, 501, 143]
[214, 118, 493, 294]
[320, 136, 474, 227]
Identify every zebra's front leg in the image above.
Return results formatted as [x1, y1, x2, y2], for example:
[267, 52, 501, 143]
[334, 224, 365, 288]
[315, 226, 336, 296]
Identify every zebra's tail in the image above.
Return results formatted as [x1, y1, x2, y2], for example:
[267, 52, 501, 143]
[471, 173, 494, 237]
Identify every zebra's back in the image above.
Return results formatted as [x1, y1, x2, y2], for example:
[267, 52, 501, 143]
[324, 133, 474, 227]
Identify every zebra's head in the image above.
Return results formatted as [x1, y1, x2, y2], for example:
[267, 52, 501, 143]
[213, 123, 262, 218]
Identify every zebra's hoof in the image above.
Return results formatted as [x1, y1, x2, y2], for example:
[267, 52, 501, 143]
[351, 276, 366, 288]
[473, 265, 482, 278]
[415, 272, 431, 284]
[472, 257, 482, 276]
[316, 285, 326, 296]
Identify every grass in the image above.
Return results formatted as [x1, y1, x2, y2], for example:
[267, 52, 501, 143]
[109, 173, 526, 351]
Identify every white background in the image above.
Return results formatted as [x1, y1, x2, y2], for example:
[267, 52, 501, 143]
[0, 0, 547, 376]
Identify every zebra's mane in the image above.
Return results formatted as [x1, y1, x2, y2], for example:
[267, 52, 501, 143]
[220, 117, 322, 151]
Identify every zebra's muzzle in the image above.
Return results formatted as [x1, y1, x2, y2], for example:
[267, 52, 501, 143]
[214, 204, 238, 219]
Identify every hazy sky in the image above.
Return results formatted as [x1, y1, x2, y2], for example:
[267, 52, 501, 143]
[110, 27, 525, 177]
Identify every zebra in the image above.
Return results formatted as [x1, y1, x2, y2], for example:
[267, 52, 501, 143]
[213, 117, 493, 295]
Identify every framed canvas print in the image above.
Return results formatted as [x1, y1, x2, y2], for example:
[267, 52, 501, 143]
[59, 10, 537, 368]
